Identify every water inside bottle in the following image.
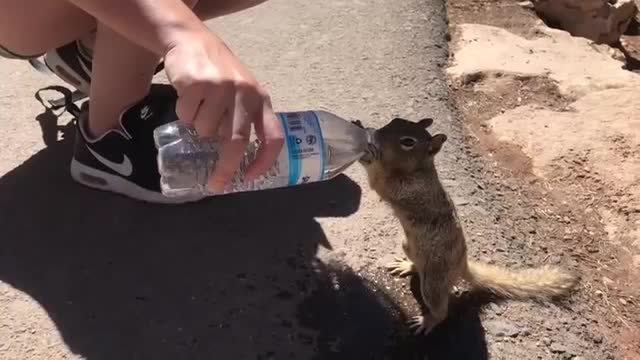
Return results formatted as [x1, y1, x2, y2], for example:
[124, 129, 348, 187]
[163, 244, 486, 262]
[154, 110, 373, 197]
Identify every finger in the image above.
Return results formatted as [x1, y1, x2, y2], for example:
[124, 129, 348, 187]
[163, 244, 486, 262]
[192, 86, 232, 139]
[244, 97, 284, 180]
[207, 101, 251, 193]
[174, 86, 205, 125]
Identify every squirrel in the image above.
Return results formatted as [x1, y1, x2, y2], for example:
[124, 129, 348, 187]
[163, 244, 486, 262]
[352, 117, 579, 336]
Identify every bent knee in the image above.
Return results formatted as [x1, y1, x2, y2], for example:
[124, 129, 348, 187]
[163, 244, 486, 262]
[0, 0, 95, 56]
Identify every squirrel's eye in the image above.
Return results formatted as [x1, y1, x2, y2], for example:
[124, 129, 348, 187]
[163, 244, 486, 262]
[400, 136, 417, 150]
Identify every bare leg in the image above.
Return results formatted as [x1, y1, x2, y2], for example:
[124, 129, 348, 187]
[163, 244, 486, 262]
[86, 22, 159, 136]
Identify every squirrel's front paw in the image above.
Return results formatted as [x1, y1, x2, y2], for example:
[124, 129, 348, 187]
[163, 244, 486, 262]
[368, 143, 381, 160]
[360, 143, 381, 165]
[385, 256, 416, 277]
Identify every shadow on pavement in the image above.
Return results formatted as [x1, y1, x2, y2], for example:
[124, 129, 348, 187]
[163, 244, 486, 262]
[0, 108, 490, 359]
[299, 263, 491, 360]
[404, 274, 490, 360]
[0, 116, 362, 360]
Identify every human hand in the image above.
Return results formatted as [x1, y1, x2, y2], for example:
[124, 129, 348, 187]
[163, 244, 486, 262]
[164, 33, 283, 193]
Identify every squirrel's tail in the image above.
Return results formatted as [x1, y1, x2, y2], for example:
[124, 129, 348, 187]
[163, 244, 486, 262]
[465, 261, 579, 300]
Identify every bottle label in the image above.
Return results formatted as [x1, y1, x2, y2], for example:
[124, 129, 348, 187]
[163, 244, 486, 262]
[277, 111, 325, 186]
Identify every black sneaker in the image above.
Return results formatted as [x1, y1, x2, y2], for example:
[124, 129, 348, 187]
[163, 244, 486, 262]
[70, 84, 204, 204]
[43, 40, 93, 95]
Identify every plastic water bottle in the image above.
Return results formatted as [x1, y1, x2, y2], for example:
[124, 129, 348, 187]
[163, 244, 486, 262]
[153, 110, 375, 198]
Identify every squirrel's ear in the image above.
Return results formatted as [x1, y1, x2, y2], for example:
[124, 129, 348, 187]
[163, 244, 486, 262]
[417, 118, 433, 128]
[428, 134, 447, 155]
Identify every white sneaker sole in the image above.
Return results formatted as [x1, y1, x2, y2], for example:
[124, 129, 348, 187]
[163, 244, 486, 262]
[70, 158, 206, 205]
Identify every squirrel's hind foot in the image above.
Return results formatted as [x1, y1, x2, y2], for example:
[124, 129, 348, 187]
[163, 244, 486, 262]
[407, 315, 438, 336]
[407, 316, 434, 336]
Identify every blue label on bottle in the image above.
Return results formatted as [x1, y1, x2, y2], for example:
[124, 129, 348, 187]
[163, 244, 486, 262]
[277, 111, 326, 186]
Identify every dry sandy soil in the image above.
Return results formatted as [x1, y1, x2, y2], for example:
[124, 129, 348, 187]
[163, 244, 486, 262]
[447, 0, 640, 358]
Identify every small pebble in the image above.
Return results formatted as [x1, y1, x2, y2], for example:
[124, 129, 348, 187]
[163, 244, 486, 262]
[619, 298, 627, 305]
[484, 319, 521, 337]
[593, 334, 604, 344]
[550, 342, 568, 354]
[489, 303, 504, 315]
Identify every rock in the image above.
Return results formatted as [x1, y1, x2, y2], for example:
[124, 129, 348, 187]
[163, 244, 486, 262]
[602, 276, 615, 287]
[484, 319, 521, 337]
[541, 337, 553, 346]
[593, 334, 604, 344]
[550, 342, 568, 353]
[488, 303, 505, 315]
[620, 298, 628, 305]
[518, 0, 535, 9]
[448, 25, 640, 98]
[532, 0, 638, 44]
[549, 255, 562, 264]
[453, 196, 471, 206]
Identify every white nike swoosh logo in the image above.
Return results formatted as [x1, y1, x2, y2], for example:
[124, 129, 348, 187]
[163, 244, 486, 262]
[86, 144, 133, 177]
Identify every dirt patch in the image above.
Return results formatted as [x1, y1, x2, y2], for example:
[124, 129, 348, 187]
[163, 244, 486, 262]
[447, 0, 640, 358]
[453, 73, 573, 178]
[447, 0, 543, 40]
[451, 65, 640, 360]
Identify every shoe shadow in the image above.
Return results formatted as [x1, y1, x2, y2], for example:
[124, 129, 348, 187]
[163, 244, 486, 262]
[0, 117, 411, 360]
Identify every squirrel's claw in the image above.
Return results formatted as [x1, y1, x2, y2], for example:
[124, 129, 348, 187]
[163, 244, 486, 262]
[407, 316, 426, 335]
[360, 143, 381, 165]
[368, 143, 381, 160]
[385, 257, 415, 277]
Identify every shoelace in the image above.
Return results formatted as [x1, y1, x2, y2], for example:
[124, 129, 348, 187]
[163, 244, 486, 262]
[34, 85, 82, 118]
